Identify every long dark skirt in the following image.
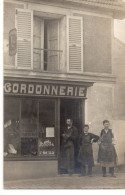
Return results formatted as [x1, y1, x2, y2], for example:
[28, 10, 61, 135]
[78, 144, 94, 166]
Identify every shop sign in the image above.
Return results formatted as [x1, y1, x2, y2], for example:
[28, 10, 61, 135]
[4, 81, 87, 98]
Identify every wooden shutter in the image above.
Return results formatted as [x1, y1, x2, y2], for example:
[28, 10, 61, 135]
[47, 20, 59, 71]
[67, 16, 83, 72]
[15, 8, 33, 69]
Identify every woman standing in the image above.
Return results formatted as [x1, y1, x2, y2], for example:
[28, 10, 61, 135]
[78, 124, 99, 176]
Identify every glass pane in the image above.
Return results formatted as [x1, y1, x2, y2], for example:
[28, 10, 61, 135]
[4, 98, 20, 157]
[38, 99, 55, 156]
[20, 99, 38, 156]
[21, 138, 37, 156]
[20, 99, 38, 137]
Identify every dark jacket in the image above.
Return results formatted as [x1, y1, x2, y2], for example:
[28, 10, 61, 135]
[60, 126, 78, 172]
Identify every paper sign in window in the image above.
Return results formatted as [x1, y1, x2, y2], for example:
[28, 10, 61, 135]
[46, 127, 54, 137]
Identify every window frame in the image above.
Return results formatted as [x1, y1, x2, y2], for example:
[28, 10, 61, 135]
[4, 96, 58, 161]
[33, 16, 60, 72]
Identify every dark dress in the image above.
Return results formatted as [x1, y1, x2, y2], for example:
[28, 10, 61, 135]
[78, 133, 99, 166]
[60, 126, 78, 173]
[98, 129, 117, 166]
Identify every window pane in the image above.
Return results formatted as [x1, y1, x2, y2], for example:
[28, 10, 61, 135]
[21, 138, 37, 156]
[20, 99, 38, 137]
[4, 98, 20, 157]
[38, 99, 55, 156]
[20, 99, 38, 156]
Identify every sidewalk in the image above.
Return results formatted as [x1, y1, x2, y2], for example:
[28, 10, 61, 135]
[4, 173, 125, 189]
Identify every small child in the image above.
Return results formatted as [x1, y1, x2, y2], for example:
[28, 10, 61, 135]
[78, 124, 99, 176]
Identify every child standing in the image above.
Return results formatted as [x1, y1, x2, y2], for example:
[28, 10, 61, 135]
[78, 124, 99, 176]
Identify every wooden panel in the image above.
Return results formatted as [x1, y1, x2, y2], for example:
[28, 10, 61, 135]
[15, 8, 33, 69]
[67, 16, 83, 73]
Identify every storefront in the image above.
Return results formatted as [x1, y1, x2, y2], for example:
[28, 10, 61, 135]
[4, 77, 93, 180]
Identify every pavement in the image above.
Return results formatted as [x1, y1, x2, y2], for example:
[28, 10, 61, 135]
[4, 173, 125, 189]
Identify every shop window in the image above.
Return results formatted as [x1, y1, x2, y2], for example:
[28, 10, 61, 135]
[4, 97, 56, 159]
[21, 138, 37, 156]
[38, 100, 55, 156]
[20, 99, 38, 156]
[20, 99, 38, 137]
[4, 98, 20, 157]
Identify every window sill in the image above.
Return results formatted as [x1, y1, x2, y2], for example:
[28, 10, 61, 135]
[4, 155, 58, 161]
[4, 68, 116, 84]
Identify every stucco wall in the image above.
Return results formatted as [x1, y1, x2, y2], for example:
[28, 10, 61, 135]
[113, 38, 125, 120]
[112, 120, 125, 165]
[4, 2, 24, 67]
[112, 38, 125, 165]
[85, 83, 114, 164]
[83, 15, 112, 74]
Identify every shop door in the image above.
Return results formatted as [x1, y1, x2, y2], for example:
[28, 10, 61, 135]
[59, 99, 84, 173]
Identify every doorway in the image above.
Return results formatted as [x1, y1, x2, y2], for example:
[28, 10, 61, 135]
[59, 98, 84, 173]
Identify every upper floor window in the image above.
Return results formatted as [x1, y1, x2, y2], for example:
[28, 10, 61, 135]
[5, 5, 83, 73]
[33, 16, 60, 72]
[15, 9, 62, 72]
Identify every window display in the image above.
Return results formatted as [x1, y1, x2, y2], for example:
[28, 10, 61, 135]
[4, 97, 56, 159]
[38, 100, 56, 156]
[4, 98, 20, 157]
[21, 138, 38, 156]
[20, 99, 38, 138]
[38, 139, 55, 155]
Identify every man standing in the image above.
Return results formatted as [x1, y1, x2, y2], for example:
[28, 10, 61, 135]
[60, 119, 78, 175]
[98, 120, 117, 177]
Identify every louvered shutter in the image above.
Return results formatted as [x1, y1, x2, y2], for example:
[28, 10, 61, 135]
[67, 16, 83, 72]
[15, 8, 33, 69]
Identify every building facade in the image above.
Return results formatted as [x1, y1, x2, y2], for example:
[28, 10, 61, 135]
[4, 0, 125, 180]
[112, 37, 125, 165]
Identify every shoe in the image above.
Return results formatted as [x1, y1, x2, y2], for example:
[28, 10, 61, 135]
[68, 173, 73, 176]
[103, 174, 106, 177]
[111, 174, 116, 178]
[79, 174, 86, 177]
[88, 174, 93, 177]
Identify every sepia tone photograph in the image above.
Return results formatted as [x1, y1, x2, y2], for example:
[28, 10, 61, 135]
[3, 0, 125, 189]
